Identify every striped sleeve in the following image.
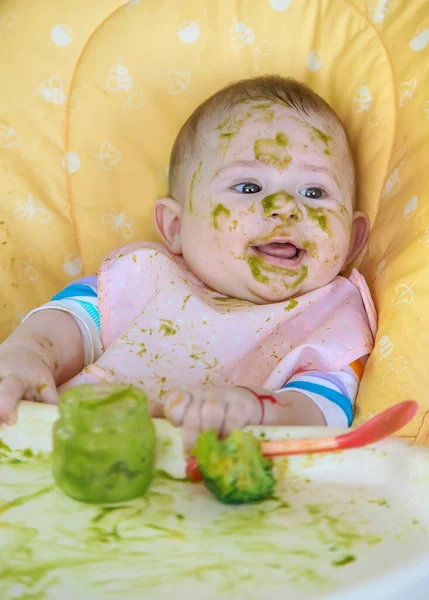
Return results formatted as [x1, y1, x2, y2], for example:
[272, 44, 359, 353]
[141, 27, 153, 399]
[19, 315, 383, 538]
[278, 358, 367, 427]
[51, 277, 100, 330]
[22, 276, 103, 366]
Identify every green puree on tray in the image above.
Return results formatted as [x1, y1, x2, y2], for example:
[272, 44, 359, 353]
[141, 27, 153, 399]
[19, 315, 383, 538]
[52, 383, 156, 504]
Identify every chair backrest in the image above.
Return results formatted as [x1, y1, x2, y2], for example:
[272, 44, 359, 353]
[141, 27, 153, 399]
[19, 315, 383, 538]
[1, 0, 428, 441]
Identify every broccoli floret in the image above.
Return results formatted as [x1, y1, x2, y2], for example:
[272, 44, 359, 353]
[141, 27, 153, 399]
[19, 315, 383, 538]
[193, 429, 276, 504]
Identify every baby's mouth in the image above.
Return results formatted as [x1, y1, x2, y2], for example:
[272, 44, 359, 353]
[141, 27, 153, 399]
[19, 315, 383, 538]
[252, 240, 305, 266]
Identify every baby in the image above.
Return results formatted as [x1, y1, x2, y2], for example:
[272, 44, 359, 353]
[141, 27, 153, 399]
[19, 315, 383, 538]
[0, 75, 376, 450]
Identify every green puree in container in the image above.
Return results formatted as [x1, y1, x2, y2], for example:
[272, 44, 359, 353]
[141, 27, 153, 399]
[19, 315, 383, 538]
[52, 384, 156, 504]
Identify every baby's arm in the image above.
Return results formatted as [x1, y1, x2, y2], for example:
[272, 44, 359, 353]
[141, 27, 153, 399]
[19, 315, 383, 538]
[0, 309, 84, 423]
[241, 360, 364, 430]
[164, 384, 326, 451]
[275, 360, 365, 427]
[0, 276, 103, 424]
[164, 360, 365, 449]
[244, 387, 327, 426]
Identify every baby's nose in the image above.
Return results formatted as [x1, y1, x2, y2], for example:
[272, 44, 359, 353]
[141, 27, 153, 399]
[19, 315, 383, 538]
[261, 192, 302, 221]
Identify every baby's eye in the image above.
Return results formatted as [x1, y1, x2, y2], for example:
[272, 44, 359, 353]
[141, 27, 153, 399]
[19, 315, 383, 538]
[233, 182, 262, 194]
[300, 187, 324, 199]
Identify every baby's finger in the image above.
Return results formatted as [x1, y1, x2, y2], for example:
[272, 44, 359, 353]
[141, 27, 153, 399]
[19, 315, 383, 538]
[38, 381, 58, 405]
[164, 390, 191, 426]
[221, 401, 249, 438]
[200, 391, 225, 434]
[182, 394, 203, 451]
[0, 375, 25, 425]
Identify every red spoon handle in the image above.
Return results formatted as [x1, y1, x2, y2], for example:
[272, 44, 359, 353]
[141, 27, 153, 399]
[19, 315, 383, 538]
[261, 436, 339, 457]
[186, 456, 202, 481]
[185, 400, 419, 480]
[261, 400, 418, 456]
[334, 399, 418, 449]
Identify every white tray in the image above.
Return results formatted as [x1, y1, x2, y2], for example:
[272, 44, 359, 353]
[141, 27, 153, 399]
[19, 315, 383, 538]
[1, 401, 429, 600]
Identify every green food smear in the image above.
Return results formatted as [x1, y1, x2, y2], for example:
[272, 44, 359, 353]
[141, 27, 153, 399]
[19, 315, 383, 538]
[0, 439, 11, 453]
[0, 486, 54, 516]
[264, 111, 275, 124]
[154, 469, 187, 483]
[248, 256, 269, 284]
[333, 204, 351, 224]
[368, 498, 390, 507]
[332, 555, 356, 567]
[306, 504, 382, 548]
[160, 325, 176, 336]
[311, 126, 332, 147]
[304, 205, 331, 236]
[303, 240, 318, 258]
[216, 114, 249, 138]
[245, 102, 276, 123]
[252, 102, 274, 110]
[261, 191, 295, 216]
[254, 132, 291, 171]
[159, 319, 177, 337]
[0, 433, 422, 597]
[212, 203, 231, 229]
[257, 224, 291, 241]
[189, 161, 202, 215]
[289, 267, 308, 288]
[285, 298, 298, 311]
[216, 113, 251, 157]
[247, 255, 308, 289]
[137, 343, 147, 356]
[211, 296, 250, 309]
[181, 294, 191, 311]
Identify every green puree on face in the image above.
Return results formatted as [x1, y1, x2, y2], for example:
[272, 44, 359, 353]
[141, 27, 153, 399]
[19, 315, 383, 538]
[52, 383, 156, 504]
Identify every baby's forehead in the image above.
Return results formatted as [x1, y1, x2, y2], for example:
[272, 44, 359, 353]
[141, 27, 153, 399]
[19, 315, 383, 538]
[205, 102, 342, 157]
[204, 102, 342, 167]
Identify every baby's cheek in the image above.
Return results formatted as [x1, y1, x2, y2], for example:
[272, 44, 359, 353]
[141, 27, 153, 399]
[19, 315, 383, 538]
[323, 236, 349, 272]
[309, 224, 348, 273]
[216, 203, 255, 237]
[321, 252, 342, 272]
[333, 214, 352, 251]
[211, 203, 231, 230]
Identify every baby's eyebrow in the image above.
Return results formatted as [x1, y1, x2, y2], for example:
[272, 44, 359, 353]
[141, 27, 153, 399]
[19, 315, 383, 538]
[213, 159, 339, 186]
[292, 162, 333, 175]
[213, 160, 262, 180]
[293, 161, 341, 189]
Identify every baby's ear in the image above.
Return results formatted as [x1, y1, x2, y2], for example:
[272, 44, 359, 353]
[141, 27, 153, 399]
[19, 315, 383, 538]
[154, 197, 182, 255]
[345, 211, 370, 266]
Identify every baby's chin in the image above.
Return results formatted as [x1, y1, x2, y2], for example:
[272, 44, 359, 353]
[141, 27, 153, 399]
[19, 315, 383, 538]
[210, 274, 310, 304]
[246, 273, 343, 304]
[239, 284, 303, 305]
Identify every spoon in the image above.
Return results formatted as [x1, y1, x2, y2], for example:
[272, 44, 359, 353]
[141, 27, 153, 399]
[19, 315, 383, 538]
[186, 400, 418, 481]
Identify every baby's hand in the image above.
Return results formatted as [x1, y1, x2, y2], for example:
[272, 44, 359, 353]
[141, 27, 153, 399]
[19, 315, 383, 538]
[164, 385, 262, 451]
[0, 345, 58, 426]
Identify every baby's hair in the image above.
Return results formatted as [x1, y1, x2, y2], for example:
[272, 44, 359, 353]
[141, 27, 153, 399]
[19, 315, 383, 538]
[169, 75, 356, 204]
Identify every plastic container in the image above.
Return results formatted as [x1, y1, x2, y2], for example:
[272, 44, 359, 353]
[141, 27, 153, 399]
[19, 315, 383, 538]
[52, 383, 155, 503]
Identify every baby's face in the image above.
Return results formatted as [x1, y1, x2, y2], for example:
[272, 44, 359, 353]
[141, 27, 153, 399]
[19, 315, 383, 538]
[178, 103, 356, 303]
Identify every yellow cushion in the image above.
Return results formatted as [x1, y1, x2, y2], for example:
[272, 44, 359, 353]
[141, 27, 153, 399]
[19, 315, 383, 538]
[1, 0, 428, 442]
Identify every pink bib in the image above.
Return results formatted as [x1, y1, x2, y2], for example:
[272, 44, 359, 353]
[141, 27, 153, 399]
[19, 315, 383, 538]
[64, 242, 377, 414]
